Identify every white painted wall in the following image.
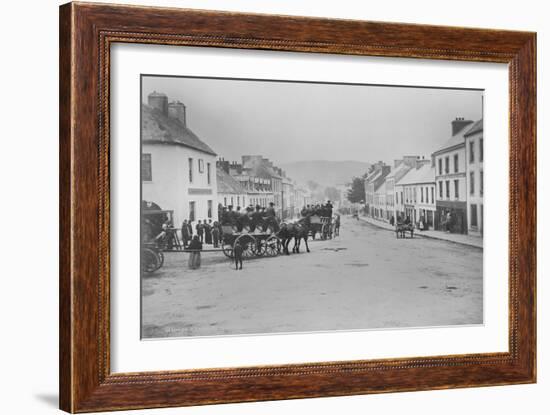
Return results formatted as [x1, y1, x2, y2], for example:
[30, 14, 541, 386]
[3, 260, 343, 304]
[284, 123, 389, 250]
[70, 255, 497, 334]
[142, 143, 217, 227]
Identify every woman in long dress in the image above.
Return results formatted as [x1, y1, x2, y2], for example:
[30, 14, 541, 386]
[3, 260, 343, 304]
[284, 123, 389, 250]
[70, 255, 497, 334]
[187, 235, 202, 269]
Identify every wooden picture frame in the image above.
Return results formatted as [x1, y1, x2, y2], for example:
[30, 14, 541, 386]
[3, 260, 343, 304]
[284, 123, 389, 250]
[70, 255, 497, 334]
[59, 2, 536, 412]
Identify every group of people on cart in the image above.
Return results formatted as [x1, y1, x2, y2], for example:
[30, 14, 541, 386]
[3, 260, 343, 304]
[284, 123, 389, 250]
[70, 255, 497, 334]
[219, 202, 280, 233]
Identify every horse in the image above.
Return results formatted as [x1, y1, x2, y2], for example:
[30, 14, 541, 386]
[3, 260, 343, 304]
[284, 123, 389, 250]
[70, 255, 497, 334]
[278, 218, 311, 255]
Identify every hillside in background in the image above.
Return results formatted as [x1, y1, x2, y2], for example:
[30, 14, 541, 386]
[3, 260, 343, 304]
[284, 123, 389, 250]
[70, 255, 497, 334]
[280, 160, 371, 188]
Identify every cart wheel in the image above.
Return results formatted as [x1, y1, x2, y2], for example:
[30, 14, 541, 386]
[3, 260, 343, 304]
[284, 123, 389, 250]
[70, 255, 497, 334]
[141, 248, 160, 273]
[235, 234, 257, 259]
[264, 235, 281, 257]
[222, 243, 234, 258]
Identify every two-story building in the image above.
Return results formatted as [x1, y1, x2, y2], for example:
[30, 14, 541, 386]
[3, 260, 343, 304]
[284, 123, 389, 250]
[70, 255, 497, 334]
[398, 160, 436, 229]
[141, 91, 217, 228]
[386, 156, 418, 222]
[216, 163, 248, 211]
[432, 117, 473, 234]
[464, 119, 484, 236]
[364, 161, 391, 218]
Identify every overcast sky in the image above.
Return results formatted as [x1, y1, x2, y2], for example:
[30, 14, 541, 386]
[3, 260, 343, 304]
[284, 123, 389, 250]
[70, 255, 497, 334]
[142, 76, 483, 165]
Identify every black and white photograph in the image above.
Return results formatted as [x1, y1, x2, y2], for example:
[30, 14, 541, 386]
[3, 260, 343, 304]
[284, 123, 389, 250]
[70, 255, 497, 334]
[140, 75, 484, 339]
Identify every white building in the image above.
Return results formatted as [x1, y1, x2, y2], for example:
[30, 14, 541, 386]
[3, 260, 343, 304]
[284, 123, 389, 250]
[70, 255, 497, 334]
[397, 160, 436, 229]
[464, 119, 484, 236]
[386, 157, 418, 222]
[216, 166, 248, 211]
[141, 92, 217, 228]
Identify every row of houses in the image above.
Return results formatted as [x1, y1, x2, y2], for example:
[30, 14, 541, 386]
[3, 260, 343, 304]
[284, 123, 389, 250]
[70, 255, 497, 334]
[363, 117, 484, 236]
[141, 91, 310, 228]
[216, 156, 311, 220]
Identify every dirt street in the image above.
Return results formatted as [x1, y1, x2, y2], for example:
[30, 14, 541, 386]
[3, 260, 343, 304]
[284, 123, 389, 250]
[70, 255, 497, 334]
[142, 216, 483, 338]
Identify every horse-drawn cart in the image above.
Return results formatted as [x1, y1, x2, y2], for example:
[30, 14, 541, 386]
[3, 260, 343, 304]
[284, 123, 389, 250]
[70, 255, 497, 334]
[395, 222, 414, 239]
[221, 225, 281, 259]
[308, 215, 332, 240]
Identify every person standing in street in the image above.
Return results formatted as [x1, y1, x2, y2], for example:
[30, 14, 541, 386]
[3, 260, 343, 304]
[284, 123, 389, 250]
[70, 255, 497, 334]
[187, 235, 202, 269]
[212, 221, 220, 248]
[233, 242, 243, 270]
[196, 220, 204, 243]
[181, 219, 190, 248]
[204, 219, 212, 244]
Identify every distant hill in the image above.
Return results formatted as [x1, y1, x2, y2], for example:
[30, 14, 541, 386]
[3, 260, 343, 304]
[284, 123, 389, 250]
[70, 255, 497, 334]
[280, 160, 371, 188]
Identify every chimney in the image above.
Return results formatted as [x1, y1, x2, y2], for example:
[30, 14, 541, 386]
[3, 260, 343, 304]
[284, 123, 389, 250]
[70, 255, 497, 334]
[147, 91, 168, 115]
[168, 100, 187, 126]
[451, 117, 474, 136]
[394, 159, 403, 168]
[402, 156, 420, 168]
[415, 158, 430, 169]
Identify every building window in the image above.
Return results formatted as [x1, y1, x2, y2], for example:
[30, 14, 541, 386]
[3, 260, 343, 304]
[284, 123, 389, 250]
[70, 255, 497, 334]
[454, 153, 459, 173]
[480, 138, 484, 162]
[224, 197, 227, 206]
[470, 171, 475, 195]
[400, 191, 403, 204]
[469, 140, 475, 163]
[445, 180, 450, 199]
[189, 201, 196, 222]
[414, 188, 417, 203]
[438, 158, 442, 175]
[470, 203, 478, 227]
[421, 187, 424, 203]
[445, 156, 449, 174]
[425, 187, 429, 203]
[431, 187, 434, 204]
[207, 162, 211, 185]
[480, 170, 484, 196]
[454, 179, 459, 199]
[188, 158, 193, 183]
[207, 200, 212, 218]
[141, 153, 152, 181]
[439, 181, 443, 198]
[198, 159, 204, 173]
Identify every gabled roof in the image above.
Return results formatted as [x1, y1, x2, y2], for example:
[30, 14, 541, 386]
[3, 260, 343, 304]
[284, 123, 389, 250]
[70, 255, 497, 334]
[386, 162, 412, 182]
[216, 167, 246, 195]
[141, 104, 216, 156]
[432, 122, 472, 155]
[464, 119, 483, 137]
[398, 163, 435, 186]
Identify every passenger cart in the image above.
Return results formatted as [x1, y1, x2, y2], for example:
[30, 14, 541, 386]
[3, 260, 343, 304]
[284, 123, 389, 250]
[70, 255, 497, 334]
[220, 225, 281, 259]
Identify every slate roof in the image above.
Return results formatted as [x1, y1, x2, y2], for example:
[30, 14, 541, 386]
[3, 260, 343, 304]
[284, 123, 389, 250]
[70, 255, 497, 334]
[141, 103, 216, 156]
[386, 162, 413, 182]
[217, 167, 246, 195]
[432, 122, 473, 155]
[464, 119, 483, 137]
[398, 163, 435, 186]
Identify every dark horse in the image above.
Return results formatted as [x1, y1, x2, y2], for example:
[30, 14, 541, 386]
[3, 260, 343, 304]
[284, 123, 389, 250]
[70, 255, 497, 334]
[278, 218, 311, 255]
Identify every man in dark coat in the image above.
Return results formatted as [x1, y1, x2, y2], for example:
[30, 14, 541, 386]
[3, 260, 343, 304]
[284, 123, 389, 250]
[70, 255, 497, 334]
[233, 242, 243, 270]
[204, 219, 212, 244]
[212, 221, 220, 248]
[196, 220, 204, 243]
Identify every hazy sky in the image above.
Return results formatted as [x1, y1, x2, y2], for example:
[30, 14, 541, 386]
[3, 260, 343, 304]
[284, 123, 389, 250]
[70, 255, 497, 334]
[142, 76, 483, 165]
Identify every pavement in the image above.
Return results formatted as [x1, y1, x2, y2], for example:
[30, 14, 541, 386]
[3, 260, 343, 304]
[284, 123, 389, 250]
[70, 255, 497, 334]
[142, 215, 483, 338]
[358, 215, 483, 249]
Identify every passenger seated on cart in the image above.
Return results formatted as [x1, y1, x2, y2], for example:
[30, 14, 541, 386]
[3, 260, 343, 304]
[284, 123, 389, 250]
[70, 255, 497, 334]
[264, 202, 280, 232]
